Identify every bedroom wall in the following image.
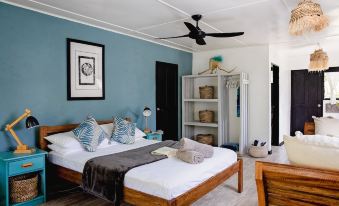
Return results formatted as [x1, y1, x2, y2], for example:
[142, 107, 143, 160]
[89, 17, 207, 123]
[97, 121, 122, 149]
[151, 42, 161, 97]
[0, 3, 192, 152]
[269, 38, 339, 143]
[192, 45, 271, 147]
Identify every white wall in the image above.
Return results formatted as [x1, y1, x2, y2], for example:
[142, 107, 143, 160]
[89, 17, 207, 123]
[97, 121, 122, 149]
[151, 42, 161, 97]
[193, 45, 270, 147]
[270, 38, 339, 143]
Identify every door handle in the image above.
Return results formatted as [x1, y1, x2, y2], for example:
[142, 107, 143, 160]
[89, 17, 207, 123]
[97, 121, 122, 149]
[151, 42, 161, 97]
[317, 104, 322, 108]
[157, 108, 161, 111]
[21, 162, 33, 168]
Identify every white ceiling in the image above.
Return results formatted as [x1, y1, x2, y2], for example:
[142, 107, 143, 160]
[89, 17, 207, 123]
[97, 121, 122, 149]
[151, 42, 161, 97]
[3, 0, 339, 52]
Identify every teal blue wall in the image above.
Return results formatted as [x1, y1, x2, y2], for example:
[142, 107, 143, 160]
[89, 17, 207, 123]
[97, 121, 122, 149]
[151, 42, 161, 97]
[0, 3, 192, 152]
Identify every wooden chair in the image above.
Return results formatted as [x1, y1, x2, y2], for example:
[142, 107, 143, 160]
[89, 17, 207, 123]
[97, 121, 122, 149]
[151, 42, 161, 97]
[255, 161, 339, 206]
[304, 122, 315, 135]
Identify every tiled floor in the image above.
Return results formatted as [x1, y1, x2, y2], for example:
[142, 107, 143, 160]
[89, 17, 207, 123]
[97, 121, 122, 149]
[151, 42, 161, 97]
[43, 146, 288, 206]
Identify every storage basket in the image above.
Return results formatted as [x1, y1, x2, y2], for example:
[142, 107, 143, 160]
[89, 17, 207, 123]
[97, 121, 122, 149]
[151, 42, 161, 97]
[199, 110, 214, 123]
[248, 145, 268, 158]
[199, 86, 214, 99]
[196, 134, 214, 145]
[10, 173, 38, 203]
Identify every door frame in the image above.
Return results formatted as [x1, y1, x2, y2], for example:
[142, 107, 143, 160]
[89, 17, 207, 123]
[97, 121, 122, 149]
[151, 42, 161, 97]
[155, 61, 179, 140]
[270, 63, 280, 146]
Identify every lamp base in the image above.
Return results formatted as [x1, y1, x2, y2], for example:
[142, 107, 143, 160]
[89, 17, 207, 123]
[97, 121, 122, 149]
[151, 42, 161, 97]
[14, 145, 35, 154]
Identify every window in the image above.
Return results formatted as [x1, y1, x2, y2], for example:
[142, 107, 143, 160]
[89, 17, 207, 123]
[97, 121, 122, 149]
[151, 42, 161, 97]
[324, 72, 339, 99]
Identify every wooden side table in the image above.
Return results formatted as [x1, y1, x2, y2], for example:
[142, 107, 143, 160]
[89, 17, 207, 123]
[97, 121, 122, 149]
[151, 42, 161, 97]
[0, 149, 47, 206]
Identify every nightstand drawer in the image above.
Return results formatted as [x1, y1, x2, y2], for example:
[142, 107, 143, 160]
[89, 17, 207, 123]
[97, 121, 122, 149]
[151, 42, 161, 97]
[146, 133, 162, 141]
[8, 156, 44, 176]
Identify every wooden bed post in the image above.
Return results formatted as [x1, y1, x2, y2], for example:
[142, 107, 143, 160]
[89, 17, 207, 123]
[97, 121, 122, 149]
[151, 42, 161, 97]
[238, 159, 243, 193]
[255, 162, 266, 206]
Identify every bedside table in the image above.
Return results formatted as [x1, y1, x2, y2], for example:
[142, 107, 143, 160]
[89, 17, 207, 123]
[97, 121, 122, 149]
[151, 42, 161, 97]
[0, 149, 47, 206]
[145, 133, 162, 141]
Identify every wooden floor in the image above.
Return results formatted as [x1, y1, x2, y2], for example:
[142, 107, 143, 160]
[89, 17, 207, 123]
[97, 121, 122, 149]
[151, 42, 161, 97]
[42, 146, 288, 206]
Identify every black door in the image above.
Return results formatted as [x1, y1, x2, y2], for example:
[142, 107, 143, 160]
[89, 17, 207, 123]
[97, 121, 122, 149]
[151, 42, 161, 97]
[156, 61, 178, 141]
[271, 64, 279, 146]
[290, 70, 323, 135]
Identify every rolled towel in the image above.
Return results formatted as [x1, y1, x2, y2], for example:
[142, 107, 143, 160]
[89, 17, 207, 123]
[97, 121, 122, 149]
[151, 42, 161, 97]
[176, 150, 204, 164]
[179, 138, 214, 158]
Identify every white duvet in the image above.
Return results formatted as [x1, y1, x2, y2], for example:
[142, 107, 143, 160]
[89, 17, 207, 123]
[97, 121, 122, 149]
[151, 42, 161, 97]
[48, 139, 237, 200]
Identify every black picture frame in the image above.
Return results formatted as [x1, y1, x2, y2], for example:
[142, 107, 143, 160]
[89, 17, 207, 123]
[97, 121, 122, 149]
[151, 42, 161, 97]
[67, 38, 105, 100]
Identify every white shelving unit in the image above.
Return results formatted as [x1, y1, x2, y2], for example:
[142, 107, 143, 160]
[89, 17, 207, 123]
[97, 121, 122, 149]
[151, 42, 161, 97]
[182, 73, 249, 155]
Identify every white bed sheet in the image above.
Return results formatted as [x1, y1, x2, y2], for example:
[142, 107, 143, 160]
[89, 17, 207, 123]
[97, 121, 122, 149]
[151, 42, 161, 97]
[48, 139, 237, 200]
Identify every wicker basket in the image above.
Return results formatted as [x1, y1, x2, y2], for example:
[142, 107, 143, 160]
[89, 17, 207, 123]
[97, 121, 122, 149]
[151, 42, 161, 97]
[196, 134, 214, 145]
[199, 86, 214, 99]
[199, 110, 214, 123]
[248, 146, 268, 158]
[10, 173, 38, 203]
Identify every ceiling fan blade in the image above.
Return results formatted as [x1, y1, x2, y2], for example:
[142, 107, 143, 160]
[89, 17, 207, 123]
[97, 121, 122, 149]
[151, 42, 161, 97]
[205, 32, 244, 37]
[156, 34, 189, 39]
[196, 38, 206, 45]
[184, 22, 199, 33]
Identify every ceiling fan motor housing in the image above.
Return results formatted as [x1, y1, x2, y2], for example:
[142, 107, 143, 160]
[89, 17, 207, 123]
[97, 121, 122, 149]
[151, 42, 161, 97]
[192, 14, 202, 22]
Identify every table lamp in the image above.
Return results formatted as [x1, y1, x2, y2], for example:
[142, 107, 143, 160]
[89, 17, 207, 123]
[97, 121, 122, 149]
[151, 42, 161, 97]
[143, 106, 152, 133]
[5, 109, 39, 154]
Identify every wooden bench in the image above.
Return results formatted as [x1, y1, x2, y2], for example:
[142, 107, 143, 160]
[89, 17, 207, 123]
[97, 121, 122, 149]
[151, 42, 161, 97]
[255, 161, 339, 206]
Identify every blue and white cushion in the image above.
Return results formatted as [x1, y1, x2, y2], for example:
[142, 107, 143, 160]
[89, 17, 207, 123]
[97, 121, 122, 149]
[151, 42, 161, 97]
[73, 116, 108, 152]
[111, 117, 136, 144]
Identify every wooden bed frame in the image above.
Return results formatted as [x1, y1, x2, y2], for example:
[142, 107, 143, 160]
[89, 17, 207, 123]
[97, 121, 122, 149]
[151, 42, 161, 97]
[39, 121, 243, 206]
[256, 161, 339, 206]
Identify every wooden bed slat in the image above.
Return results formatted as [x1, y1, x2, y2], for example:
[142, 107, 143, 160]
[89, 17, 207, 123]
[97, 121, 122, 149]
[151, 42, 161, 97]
[39, 122, 243, 205]
[256, 161, 339, 206]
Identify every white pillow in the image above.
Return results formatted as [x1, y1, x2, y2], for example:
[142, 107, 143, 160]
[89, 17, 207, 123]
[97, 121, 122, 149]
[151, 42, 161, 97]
[313, 116, 339, 137]
[135, 127, 146, 140]
[48, 144, 82, 155]
[44, 131, 80, 148]
[100, 123, 114, 136]
[295, 134, 339, 149]
[45, 130, 112, 149]
[100, 122, 145, 138]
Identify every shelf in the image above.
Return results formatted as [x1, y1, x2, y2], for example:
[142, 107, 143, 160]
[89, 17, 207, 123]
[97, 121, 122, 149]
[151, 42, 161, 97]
[11, 195, 44, 206]
[184, 99, 218, 103]
[184, 121, 218, 127]
[183, 73, 242, 78]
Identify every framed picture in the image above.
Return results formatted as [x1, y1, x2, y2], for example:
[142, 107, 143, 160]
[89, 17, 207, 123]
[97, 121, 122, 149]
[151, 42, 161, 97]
[67, 38, 105, 100]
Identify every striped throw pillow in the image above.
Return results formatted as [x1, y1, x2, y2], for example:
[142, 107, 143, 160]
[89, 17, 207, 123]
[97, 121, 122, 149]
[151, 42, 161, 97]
[111, 117, 136, 144]
[73, 117, 108, 152]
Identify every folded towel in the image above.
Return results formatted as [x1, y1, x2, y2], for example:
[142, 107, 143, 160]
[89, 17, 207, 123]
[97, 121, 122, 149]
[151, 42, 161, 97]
[176, 150, 204, 164]
[179, 138, 214, 158]
[151, 147, 178, 157]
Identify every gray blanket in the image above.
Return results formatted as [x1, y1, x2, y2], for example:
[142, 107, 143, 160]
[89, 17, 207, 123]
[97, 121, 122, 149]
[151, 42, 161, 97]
[82, 140, 179, 206]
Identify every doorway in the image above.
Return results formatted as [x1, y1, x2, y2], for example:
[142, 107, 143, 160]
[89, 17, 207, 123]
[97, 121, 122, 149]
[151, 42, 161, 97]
[271, 64, 280, 146]
[290, 70, 323, 135]
[156, 61, 178, 141]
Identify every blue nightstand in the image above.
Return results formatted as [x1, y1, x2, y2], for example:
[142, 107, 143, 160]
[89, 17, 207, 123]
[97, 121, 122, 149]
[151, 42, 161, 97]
[0, 149, 47, 206]
[145, 133, 162, 141]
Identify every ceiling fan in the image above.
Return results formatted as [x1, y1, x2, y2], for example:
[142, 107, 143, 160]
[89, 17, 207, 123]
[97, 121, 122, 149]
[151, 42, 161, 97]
[157, 14, 244, 45]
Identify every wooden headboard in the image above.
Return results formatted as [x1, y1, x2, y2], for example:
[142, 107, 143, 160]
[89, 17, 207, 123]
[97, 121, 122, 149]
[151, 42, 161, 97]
[39, 120, 112, 150]
[304, 122, 315, 135]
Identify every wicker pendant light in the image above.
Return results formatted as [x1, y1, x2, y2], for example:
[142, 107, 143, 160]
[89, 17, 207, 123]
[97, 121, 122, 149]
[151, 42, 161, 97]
[309, 47, 329, 72]
[289, 0, 329, 36]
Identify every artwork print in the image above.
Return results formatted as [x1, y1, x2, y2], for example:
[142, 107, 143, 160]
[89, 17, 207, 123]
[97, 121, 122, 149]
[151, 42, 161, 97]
[67, 38, 105, 100]
[79, 56, 95, 85]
